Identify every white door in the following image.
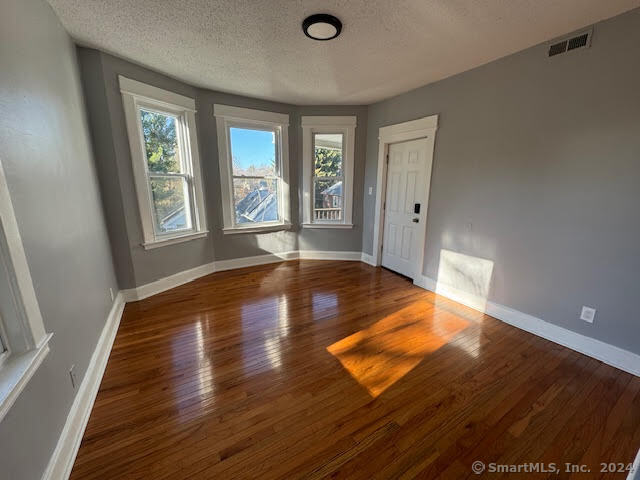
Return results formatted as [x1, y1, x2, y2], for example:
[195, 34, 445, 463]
[381, 138, 428, 278]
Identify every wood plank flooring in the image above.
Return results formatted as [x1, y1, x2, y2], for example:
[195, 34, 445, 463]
[71, 260, 640, 479]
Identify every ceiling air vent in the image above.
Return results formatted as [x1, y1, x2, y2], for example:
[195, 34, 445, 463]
[548, 29, 592, 57]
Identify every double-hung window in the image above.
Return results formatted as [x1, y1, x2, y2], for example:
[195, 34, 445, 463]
[214, 105, 291, 233]
[120, 76, 207, 249]
[301, 116, 356, 228]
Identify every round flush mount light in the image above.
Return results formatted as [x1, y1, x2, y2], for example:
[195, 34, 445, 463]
[302, 14, 342, 41]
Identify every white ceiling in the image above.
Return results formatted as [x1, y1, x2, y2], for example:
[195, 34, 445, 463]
[47, 0, 640, 105]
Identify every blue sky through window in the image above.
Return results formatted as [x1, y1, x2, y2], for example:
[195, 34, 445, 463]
[230, 127, 275, 174]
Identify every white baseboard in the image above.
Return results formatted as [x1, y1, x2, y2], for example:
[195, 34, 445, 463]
[360, 252, 376, 266]
[214, 250, 298, 272]
[414, 275, 640, 377]
[627, 448, 640, 480]
[42, 292, 126, 480]
[298, 250, 362, 261]
[122, 262, 215, 301]
[123, 251, 364, 301]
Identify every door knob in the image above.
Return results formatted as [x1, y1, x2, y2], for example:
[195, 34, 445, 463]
[412, 218, 419, 223]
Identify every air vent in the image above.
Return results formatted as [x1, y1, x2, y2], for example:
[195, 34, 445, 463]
[567, 32, 589, 51]
[548, 29, 592, 57]
[548, 40, 567, 57]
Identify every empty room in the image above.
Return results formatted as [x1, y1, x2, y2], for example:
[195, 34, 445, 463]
[1, 0, 640, 478]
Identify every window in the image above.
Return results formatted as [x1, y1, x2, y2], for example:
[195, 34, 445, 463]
[214, 105, 291, 233]
[230, 127, 280, 225]
[313, 133, 344, 222]
[301, 116, 356, 228]
[120, 76, 207, 249]
[0, 161, 51, 421]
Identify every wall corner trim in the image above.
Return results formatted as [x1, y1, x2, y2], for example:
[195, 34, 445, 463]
[360, 252, 376, 266]
[413, 275, 640, 378]
[41, 292, 126, 480]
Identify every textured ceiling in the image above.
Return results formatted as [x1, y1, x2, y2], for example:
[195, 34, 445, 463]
[47, 0, 640, 105]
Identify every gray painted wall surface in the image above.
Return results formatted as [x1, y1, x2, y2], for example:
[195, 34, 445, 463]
[0, 1, 119, 479]
[77, 48, 136, 288]
[362, 9, 640, 354]
[78, 51, 366, 286]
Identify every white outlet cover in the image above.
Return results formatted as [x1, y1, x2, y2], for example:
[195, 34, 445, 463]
[580, 306, 596, 323]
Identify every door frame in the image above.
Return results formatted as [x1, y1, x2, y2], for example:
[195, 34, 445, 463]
[372, 114, 438, 281]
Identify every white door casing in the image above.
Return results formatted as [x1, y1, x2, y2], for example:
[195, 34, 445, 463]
[372, 115, 438, 283]
[381, 139, 428, 278]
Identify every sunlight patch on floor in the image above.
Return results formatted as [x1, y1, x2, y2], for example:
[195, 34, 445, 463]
[327, 300, 470, 397]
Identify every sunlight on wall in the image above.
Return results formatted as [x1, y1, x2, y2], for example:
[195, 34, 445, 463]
[435, 249, 494, 312]
[327, 300, 470, 397]
[254, 230, 296, 255]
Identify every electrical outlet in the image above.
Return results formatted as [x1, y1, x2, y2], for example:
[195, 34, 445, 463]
[109, 287, 114, 302]
[580, 306, 596, 323]
[368, 186, 373, 195]
[69, 364, 77, 389]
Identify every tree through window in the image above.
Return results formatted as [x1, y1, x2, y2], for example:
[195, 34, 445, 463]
[140, 109, 192, 234]
[313, 133, 344, 222]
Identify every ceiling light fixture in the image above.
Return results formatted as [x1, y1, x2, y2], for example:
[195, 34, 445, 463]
[302, 14, 342, 41]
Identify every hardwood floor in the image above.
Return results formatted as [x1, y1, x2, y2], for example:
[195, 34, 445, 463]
[71, 260, 640, 479]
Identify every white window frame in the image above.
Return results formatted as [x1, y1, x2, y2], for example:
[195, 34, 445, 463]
[214, 105, 291, 234]
[120, 76, 208, 249]
[301, 116, 356, 229]
[0, 160, 52, 421]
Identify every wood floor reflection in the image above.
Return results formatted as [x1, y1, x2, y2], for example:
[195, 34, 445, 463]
[71, 260, 640, 479]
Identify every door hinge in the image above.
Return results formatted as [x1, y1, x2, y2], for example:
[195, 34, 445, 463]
[386, 154, 389, 164]
[383, 201, 385, 210]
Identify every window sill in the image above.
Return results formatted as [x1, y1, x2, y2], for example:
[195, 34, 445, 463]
[302, 223, 354, 229]
[142, 231, 209, 250]
[223, 223, 292, 235]
[0, 333, 52, 421]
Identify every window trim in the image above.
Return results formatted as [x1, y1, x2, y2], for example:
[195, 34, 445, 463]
[301, 116, 356, 228]
[312, 132, 345, 224]
[214, 105, 291, 234]
[0, 159, 52, 421]
[120, 76, 208, 248]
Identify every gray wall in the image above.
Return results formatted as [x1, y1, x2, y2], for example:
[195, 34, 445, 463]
[78, 50, 366, 287]
[0, 0, 119, 479]
[362, 9, 640, 354]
